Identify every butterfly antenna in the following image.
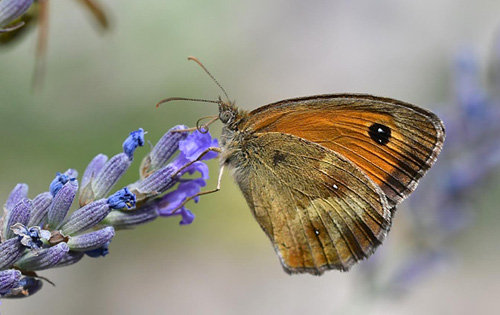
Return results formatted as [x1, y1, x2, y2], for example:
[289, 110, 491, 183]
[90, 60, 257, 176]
[156, 97, 220, 108]
[188, 56, 230, 102]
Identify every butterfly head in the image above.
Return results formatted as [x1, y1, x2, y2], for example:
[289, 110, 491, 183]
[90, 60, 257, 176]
[218, 97, 242, 130]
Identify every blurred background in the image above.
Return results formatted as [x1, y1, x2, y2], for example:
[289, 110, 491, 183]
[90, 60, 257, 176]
[1, 0, 500, 314]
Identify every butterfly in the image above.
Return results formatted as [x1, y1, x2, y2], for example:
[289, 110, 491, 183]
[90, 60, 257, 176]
[159, 57, 445, 275]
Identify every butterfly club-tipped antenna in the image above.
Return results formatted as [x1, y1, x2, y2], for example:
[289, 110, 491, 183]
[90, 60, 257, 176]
[187, 56, 231, 103]
[156, 56, 231, 107]
[156, 57, 234, 133]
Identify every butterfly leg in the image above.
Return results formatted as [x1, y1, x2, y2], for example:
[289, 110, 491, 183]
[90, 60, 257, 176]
[170, 152, 225, 214]
[172, 146, 222, 177]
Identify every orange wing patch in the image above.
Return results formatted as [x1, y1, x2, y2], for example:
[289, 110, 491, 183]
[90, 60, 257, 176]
[243, 96, 443, 206]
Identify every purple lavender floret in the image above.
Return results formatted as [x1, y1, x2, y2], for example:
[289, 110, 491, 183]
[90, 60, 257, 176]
[123, 128, 145, 160]
[84, 241, 111, 258]
[2, 276, 43, 298]
[157, 178, 207, 225]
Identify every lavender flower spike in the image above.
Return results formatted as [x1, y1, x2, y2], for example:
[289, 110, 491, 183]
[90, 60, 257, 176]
[15, 242, 69, 271]
[0, 125, 218, 299]
[2, 198, 32, 240]
[67, 226, 115, 251]
[0, 0, 33, 31]
[0, 269, 21, 296]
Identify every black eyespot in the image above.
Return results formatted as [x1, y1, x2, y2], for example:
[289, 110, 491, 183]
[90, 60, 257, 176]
[368, 123, 391, 145]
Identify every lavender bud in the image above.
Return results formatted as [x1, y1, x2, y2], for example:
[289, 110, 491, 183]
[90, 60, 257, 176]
[60, 199, 110, 236]
[67, 226, 115, 251]
[103, 202, 159, 229]
[2, 198, 32, 240]
[81, 154, 108, 189]
[0, 238, 25, 269]
[53, 251, 85, 268]
[92, 153, 131, 199]
[123, 128, 145, 160]
[0, 0, 33, 28]
[49, 172, 76, 196]
[107, 188, 136, 210]
[0, 269, 21, 296]
[130, 164, 178, 201]
[15, 242, 69, 271]
[47, 179, 78, 229]
[4, 183, 28, 212]
[143, 125, 189, 174]
[27, 192, 53, 227]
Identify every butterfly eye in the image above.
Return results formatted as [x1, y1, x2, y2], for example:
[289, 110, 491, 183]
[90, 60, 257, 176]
[219, 110, 233, 124]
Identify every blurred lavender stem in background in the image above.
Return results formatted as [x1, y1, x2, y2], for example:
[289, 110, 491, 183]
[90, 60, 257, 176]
[351, 34, 500, 306]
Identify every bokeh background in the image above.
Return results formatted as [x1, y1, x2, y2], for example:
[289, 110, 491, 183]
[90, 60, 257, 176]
[1, 0, 500, 314]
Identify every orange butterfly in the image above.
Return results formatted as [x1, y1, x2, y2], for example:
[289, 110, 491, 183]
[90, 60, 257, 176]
[159, 57, 445, 275]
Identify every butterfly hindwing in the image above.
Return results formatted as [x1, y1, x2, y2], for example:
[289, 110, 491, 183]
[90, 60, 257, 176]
[233, 132, 392, 274]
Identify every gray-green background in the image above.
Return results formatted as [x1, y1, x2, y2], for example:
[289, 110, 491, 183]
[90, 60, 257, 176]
[1, 1, 500, 314]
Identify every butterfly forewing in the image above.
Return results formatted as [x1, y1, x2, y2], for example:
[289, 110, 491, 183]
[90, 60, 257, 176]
[242, 94, 445, 207]
[234, 132, 392, 274]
